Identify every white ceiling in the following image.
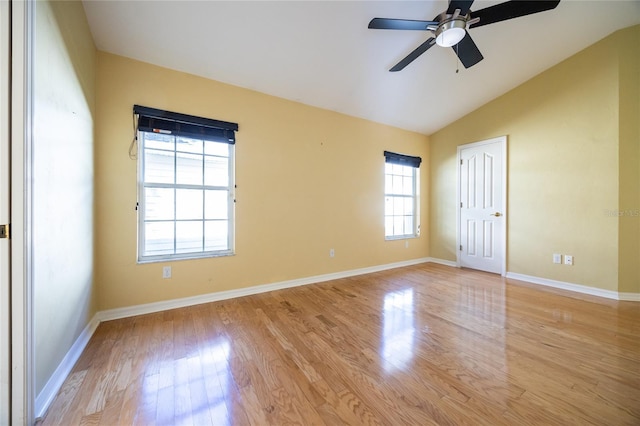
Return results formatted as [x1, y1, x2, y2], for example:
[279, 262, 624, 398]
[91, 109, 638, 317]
[82, 1, 640, 135]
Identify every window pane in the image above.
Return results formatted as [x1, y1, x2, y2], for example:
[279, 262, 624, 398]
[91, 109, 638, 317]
[176, 137, 203, 154]
[205, 220, 228, 251]
[176, 221, 203, 253]
[404, 197, 414, 215]
[144, 221, 174, 256]
[385, 173, 393, 193]
[145, 188, 174, 220]
[176, 189, 203, 220]
[205, 190, 228, 220]
[204, 156, 229, 187]
[204, 141, 229, 157]
[385, 196, 393, 216]
[144, 149, 174, 184]
[385, 163, 393, 174]
[405, 216, 414, 234]
[385, 217, 394, 237]
[176, 152, 202, 185]
[394, 216, 404, 236]
[393, 197, 405, 216]
[403, 176, 414, 195]
[392, 175, 403, 194]
[144, 133, 174, 151]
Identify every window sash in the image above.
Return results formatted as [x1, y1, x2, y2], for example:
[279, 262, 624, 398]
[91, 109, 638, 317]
[385, 164, 419, 239]
[137, 131, 235, 262]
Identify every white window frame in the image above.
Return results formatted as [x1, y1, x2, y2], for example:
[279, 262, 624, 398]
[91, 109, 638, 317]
[137, 131, 235, 263]
[384, 162, 420, 240]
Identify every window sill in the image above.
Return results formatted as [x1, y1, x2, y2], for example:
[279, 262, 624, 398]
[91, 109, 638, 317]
[385, 235, 419, 241]
[137, 250, 235, 264]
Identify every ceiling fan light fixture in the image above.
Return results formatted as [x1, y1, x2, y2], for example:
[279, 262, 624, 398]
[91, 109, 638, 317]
[434, 19, 466, 47]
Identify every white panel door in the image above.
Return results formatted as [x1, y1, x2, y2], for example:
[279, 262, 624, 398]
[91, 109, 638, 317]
[458, 137, 506, 274]
[0, 1, 11, 423]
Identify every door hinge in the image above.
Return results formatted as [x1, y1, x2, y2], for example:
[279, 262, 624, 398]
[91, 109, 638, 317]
[459, 245, 462, 251]
[460, 202, 463, 208]
[0, 224, 9, 239]
[460, 159, 463, 165]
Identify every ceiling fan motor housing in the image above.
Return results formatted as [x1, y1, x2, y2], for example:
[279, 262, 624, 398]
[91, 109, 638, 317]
[434, 17, 467, 47]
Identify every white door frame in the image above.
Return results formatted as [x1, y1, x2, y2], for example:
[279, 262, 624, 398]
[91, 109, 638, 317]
[0, 1, 11, 423]
[456, 136, 507, 276]
[10, 1, 35, 424]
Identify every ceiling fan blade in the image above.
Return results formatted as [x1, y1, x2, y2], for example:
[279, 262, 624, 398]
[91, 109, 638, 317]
[390, 38, 436, 72]
[453, 32, 483, 68]
[447, 0, 474, 16]
[469, 0, 560, 29]
[368, 18, 438, 31]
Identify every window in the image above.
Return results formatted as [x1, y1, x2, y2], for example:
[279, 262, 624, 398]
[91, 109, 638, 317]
[384, 151, 421, 239]
[134, 105, 238, 262]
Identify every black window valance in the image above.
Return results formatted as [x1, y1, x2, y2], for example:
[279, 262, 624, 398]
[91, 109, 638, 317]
[384, 151, 422, 168]
[134, 105, 238, 144]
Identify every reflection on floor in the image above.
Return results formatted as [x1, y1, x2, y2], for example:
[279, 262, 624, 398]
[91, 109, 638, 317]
[40, 263, 640, 425]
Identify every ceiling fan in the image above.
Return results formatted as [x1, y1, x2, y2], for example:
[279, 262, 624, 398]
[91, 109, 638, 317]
[369, 0, 560, 72]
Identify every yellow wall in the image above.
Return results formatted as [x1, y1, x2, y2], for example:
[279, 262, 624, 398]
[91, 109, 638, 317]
[429, 25, 639, 294]
[34, 0, 96, 395]
[95, 52, 429, 311]
[617, 25, 640, 294]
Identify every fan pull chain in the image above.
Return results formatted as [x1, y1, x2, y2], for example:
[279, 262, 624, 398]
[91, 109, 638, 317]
[455, 43, 460, 74]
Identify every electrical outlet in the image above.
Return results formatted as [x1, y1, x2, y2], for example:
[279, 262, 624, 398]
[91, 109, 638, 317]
[564, 255, 573, 266]
[553, 253, 562, 264]
[329, 248, 335, 258]
[405, 241, 409, 249]
[162, 266, 172, 279]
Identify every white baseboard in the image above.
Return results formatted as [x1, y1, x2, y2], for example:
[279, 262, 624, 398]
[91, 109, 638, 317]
[35, 314, 100, 420]
[505, 272, 629, 301]
[426, 257, 458, 268]
[618, 292, 640, 302]
[98, 257, 431, 321]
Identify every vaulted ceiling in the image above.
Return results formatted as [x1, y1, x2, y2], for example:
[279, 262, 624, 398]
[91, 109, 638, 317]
[83, 1, 640, 135]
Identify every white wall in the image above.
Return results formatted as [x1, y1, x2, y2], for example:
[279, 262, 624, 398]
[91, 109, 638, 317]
[33, 0, 96, 398]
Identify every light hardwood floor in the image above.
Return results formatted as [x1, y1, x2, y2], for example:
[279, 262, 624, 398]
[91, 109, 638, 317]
[40, 263, 640, 425]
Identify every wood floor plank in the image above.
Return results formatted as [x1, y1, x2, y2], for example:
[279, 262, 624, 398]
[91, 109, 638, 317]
[38, 370, 87, 425]
[98, 389, 125, 426]
[40, 263, 640, 425]
[312, 379, 382, 426]
[154, 383, 174, 425]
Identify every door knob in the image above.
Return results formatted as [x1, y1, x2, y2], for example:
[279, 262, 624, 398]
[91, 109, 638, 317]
[490, 212, 502, 217]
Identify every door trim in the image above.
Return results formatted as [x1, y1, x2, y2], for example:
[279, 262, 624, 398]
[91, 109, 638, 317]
[11, 0, 35, 424]
[456, 136, 507, 276]
[0, 1, 10, 423]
